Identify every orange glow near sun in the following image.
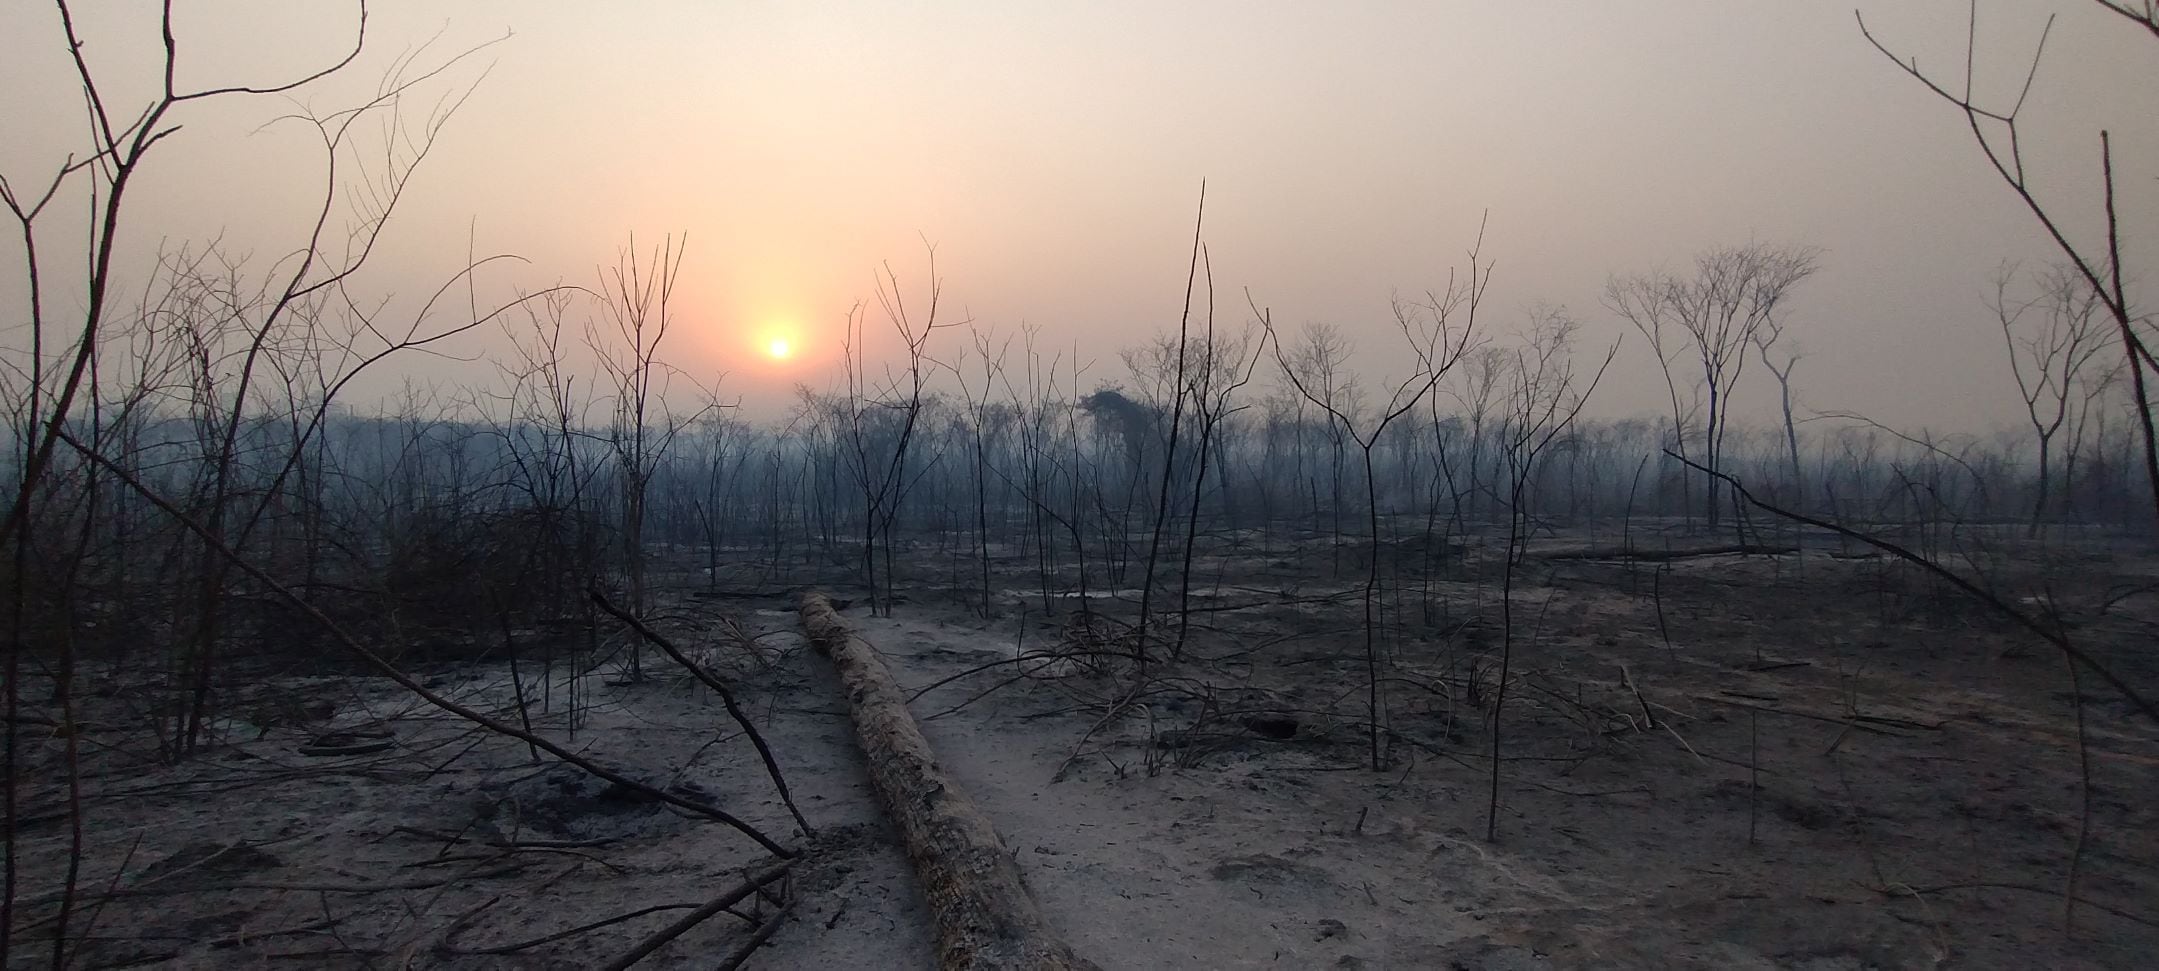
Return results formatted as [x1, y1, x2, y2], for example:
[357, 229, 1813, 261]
[739, 300, 807, 366]
[754, 319, 801, 365]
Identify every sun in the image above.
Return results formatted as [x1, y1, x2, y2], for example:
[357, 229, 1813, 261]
[754, 319, 800, 363]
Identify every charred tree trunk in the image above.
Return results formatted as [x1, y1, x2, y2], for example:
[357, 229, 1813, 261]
[798, 593, 1100, 971]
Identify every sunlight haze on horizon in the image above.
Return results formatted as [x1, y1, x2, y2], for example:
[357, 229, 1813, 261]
[3, 0, 2155, 433]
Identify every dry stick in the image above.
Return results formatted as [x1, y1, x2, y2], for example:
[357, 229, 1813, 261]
[908, 657, 1029, 704]
[925, 671, 1040, 723]
[1546, 543, 1795, 561]
[716, 898, 797, 971]
[55, 430, 796, 859]
[1488, 578, 1560, 842]
[391, 826, 618, 851]
[800, 592, 1102, 971]
[906, 642, 1133, 705]
[1668, 451, 2158, 725]
[913, 652, 1135, 722]
[450, 903, 700, 956]
[589, 589, 814, 837]
[205, 915, 342, 950]
[2061, 642, 2093, 939]
[1652, 565, 1675, 653]
[491, 588, 542, 762]
[1748, 708, 1761, 847]
[1133, 179, 1206, 661]
[1699, 697, 1910, 737]
[1053, 684, 1150, 781]
[1618, 663, 1658, 730]
[402, 891, 505, 966]
[597, 860, 792, 971]
[58, 833, 139, 967]
[1872, 881, 2158, 930]
[87, 864, 531, 898]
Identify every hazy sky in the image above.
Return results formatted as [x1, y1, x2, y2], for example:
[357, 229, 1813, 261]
[3, 1, 2154, 434]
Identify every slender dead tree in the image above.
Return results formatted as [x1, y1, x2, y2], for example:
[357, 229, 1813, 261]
[1607, 242, 1820, 528]
[1172, 318, 1265, 657]
[1603, 274, 1700, 520]
[1135, 183, 1208, 657]
[1488, 306, 1618, 840]
[1993, 262, 2113, 535]
[839, 246, 956, 615]
[1752, 309, 1807, 508]
[1257, 222, 1489, 771]
[950, 326, 1012, 618]
[1290, 323, 1361, 569]
[591, 234, 704, 677]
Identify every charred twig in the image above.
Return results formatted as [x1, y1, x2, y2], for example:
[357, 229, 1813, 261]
[1698, 696, 1915, 737]
[1053, 681, 1155, 782]
[716, 898, 796, 970]
[1866, 881, 2159, 930]
[404, 847, 624, 874]
[80, 863, 530, 900]
[906, 648, 1131, 705]
[922, 671, 1039, 723]
[389, 825, 618, 851]
[445, 902, 703, 956]
[598, 859, 793, 971]
[1546, 543, 1797, 561]
[54, 833, 141, 964]
[205, 916, 342, 950]
[1619, 664, 1658, 731]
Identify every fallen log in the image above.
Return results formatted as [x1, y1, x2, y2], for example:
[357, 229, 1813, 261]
[799, 593, 1101, 971]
